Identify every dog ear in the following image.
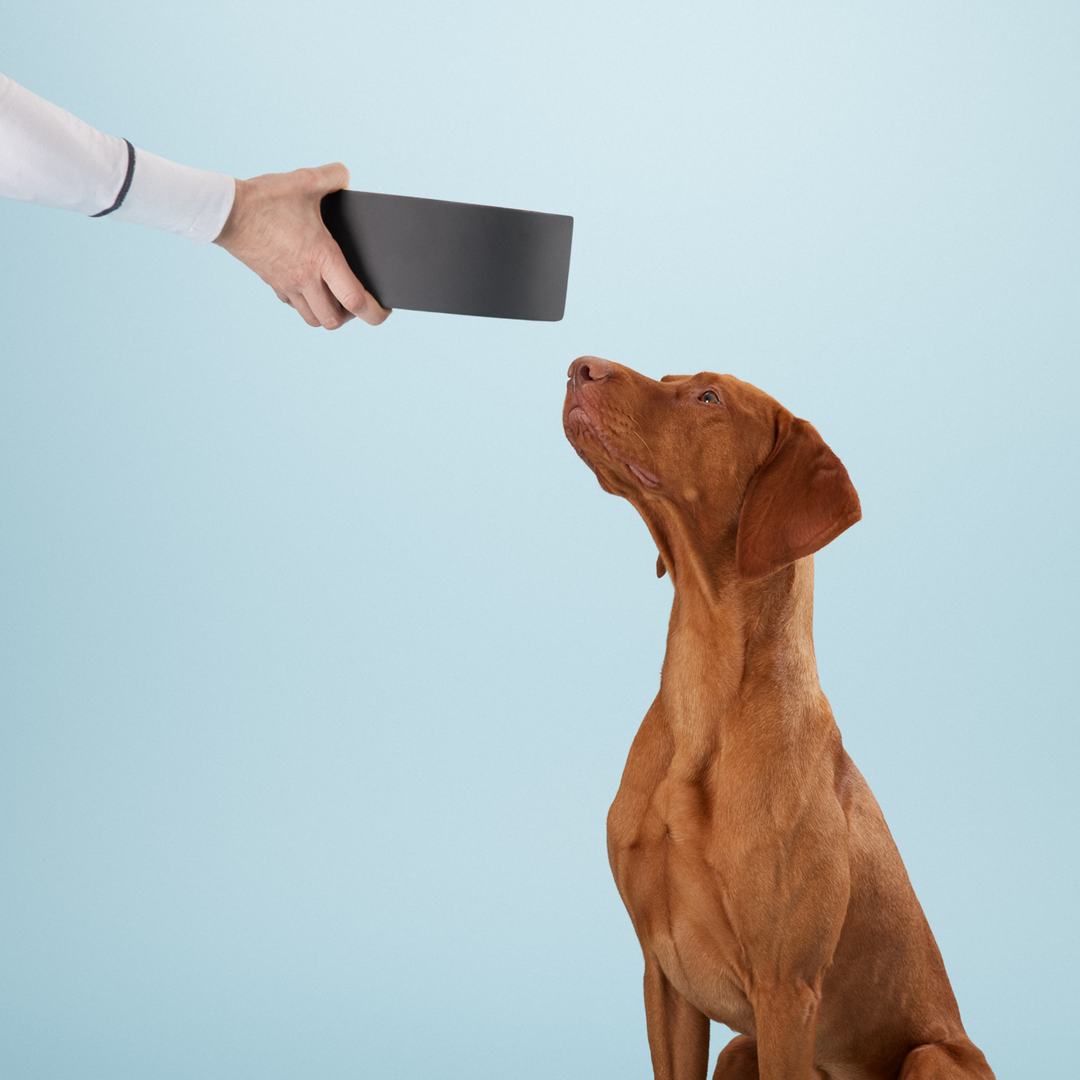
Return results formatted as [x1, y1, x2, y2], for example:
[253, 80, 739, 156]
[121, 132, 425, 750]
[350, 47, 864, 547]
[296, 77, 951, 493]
[656, 553, 667, 578]
[734, 410, 861, 581]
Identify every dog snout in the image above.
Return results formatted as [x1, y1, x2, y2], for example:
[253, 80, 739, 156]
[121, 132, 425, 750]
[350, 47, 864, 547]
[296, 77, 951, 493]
[568, 355, 615, 385]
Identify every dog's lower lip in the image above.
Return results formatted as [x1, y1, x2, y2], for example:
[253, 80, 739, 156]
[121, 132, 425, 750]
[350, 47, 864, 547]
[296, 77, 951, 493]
[566, 405, 593, 435]
[628, 463, 661, 488]
[565, 405, 660, 489]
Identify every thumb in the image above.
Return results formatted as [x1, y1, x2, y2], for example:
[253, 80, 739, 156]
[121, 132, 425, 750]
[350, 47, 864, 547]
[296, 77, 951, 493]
[312, 161, 351, 196]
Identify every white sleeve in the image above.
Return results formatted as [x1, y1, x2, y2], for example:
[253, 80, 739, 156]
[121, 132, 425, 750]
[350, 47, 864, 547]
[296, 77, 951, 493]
[0, 73, 235, 244]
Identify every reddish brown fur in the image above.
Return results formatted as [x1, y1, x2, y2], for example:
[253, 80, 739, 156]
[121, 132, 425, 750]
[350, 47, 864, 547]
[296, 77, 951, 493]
[562, 357, 993, 1080]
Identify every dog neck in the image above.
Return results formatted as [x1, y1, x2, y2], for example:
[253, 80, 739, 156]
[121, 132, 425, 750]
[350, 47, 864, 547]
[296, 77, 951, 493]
[658, 554, 827, 758]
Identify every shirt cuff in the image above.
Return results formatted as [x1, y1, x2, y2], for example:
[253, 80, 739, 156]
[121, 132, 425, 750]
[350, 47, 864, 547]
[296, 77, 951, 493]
[110, 149, 236, 244]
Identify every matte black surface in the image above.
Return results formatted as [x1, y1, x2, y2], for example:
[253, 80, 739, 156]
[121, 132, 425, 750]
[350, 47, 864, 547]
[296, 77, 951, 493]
[321, 190, 573, 321]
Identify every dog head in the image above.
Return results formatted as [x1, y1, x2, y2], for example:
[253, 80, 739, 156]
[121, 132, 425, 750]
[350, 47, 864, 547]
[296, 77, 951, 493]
[563, 356, 861, 583]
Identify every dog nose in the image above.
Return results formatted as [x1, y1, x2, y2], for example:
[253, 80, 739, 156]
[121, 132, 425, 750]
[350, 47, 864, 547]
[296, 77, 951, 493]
[568, 356, 614, 383]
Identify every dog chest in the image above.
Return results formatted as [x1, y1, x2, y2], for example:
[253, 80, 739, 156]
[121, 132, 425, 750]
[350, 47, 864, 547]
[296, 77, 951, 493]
[607, 790, 759, 1032]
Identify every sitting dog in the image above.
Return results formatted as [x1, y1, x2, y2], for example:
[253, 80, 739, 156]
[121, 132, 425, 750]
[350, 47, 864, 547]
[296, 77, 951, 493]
[562, 356, 993, 1080]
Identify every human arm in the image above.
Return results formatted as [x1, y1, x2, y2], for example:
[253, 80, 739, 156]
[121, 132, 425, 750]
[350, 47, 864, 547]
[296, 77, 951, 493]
[1, 73, 387, 328]
[0, 72, 234, 241]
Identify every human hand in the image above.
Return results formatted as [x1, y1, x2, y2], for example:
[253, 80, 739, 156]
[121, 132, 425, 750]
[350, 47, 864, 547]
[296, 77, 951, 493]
[213, 163, 390, 330]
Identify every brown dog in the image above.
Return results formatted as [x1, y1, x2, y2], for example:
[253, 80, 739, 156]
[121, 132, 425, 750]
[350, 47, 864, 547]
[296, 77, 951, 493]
[562, 357, 993, 1080]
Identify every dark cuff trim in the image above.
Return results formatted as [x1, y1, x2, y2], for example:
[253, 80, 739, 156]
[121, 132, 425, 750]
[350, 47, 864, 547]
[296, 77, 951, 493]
[91, 139, 136, 218]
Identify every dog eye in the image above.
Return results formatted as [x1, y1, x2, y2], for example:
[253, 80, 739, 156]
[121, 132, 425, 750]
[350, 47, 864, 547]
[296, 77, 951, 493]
[699, 391, 720, 404]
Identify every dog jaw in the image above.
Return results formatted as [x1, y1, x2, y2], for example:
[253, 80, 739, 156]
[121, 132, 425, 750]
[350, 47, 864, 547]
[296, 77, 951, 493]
[563, 385, 662, 492]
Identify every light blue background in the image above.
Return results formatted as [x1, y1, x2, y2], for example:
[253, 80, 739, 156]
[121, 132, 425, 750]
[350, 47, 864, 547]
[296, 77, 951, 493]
[2, 3, 1077, 1077]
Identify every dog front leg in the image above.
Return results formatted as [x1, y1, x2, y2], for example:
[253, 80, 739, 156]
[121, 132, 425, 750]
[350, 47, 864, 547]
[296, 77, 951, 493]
[750, 980, 824, 1080]
[643, 959, 710, 1080]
